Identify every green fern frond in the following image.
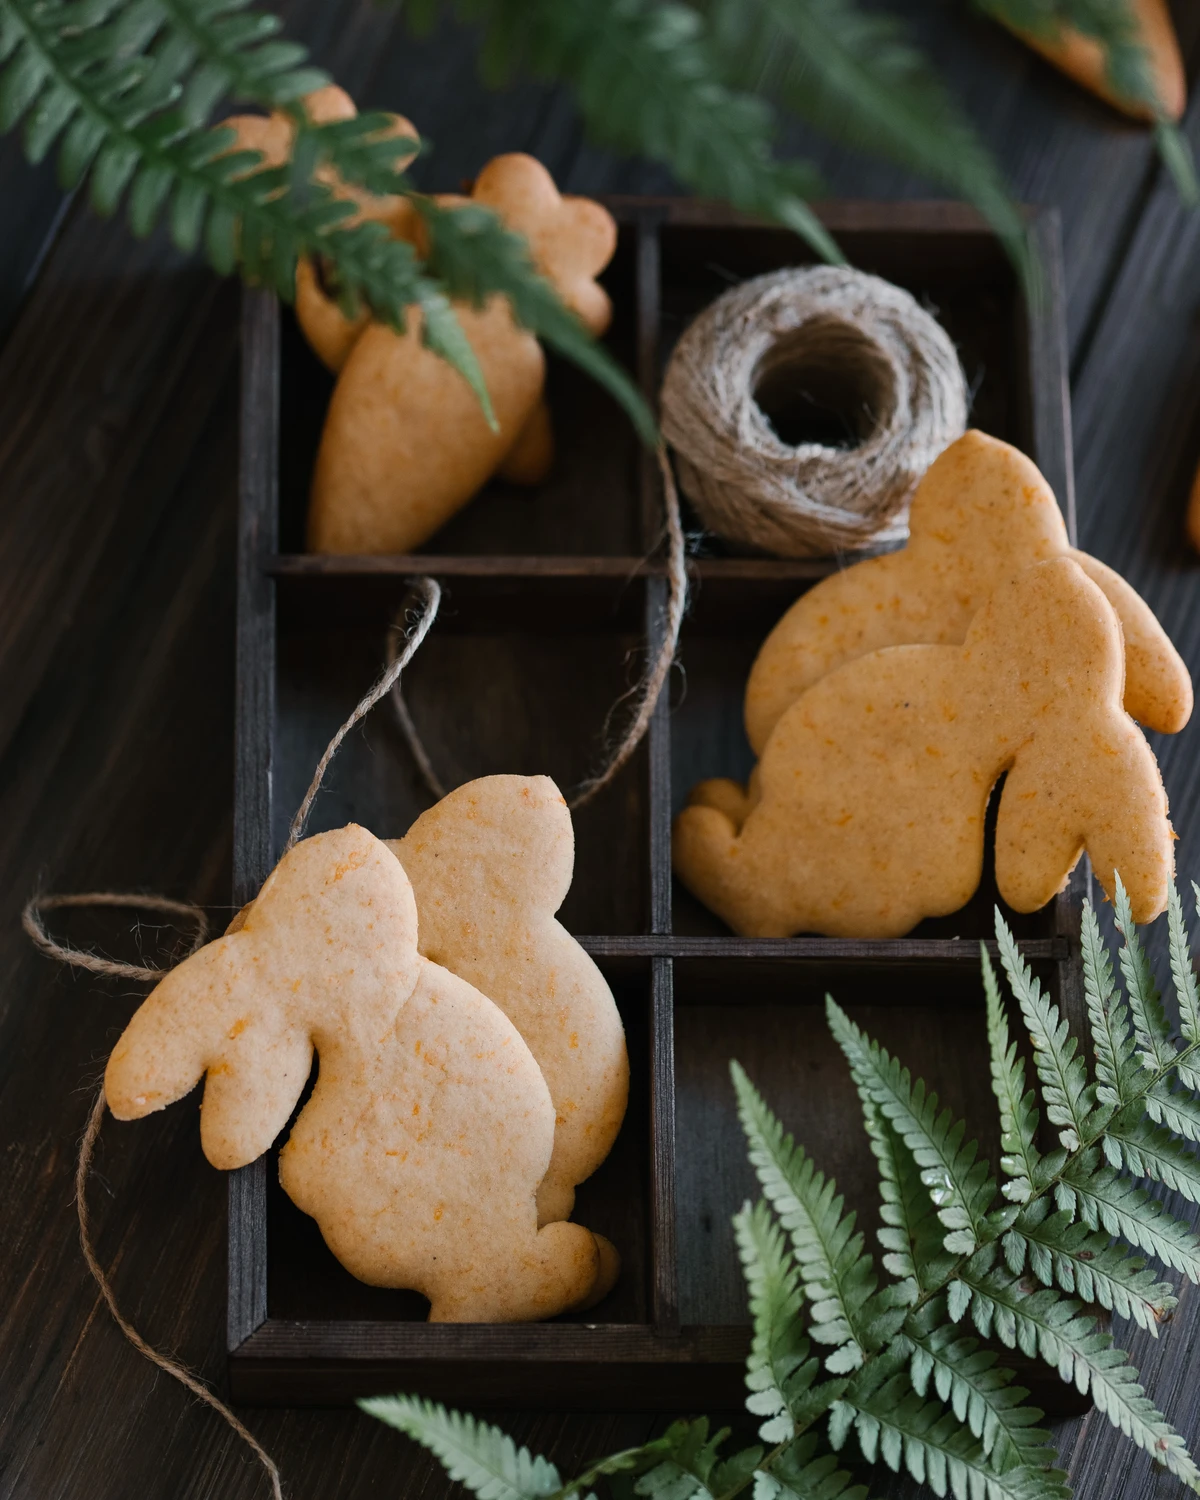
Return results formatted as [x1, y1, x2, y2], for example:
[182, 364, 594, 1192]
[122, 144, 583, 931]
[1080, 900, 1140, 1108]
[995, 913, 1096, 1152]
[757, 1433, 867, 1500]
[365, 891, 1200, 1500]
[864, 1096, 952, 1293]
[827, 998, 997, 1256]
[834, 1368, 1054, 1500]
[634, 1418, 727, 1500]
[903, 1298, 1062, 1480]
[427, 0, 841, 264]
[1171, 887, 1200, 1046]
[845, 1019, 951, 1290]
[150, 0, 327, 116]
[359, 1396, 563, 1500]
[556, 1433, 719, 1500]
[0, 0, 483, 377]
[0, 0, 654, 437]
[1114, 875, 1178, 1074]
[1143, 1078, 1200, 1145]
[1061, 1155, 1200, 1281]
[958, 1268, 1200, 1486]
[702, 0, 1031, 289]
[734, 1199, 818, 1441]
[1006, 1201, 1177, 1335]
[984, 945, 1042, 1203]
[732, 1062, 887, 1374]
[1105, 1118, 1200, 1204]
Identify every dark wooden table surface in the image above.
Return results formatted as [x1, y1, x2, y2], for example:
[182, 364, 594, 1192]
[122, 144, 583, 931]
[3, 4, 1200, 1497]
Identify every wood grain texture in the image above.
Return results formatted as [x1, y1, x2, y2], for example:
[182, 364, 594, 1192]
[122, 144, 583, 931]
[2, 0, 1200, 1495]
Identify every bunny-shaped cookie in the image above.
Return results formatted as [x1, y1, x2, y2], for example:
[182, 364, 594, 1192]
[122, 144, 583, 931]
[387, 775, 629, 1229]
[745, 430, 1192, 756]
[675, 557, 1173, 939]
[105, 825, 611, 1322]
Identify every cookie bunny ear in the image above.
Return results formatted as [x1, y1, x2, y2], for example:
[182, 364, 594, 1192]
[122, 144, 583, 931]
[391, 775, 574, 915]
[107, 828, 424, 1170]
[249, 825, 421, 961]
[986, 559, 1174, 924]
[104, 933, 316, 1170]
[1068, 552, 1193, 734]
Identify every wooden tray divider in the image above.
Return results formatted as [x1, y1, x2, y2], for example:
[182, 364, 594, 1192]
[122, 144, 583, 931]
[228, 199, 1087, 1409]
[633, 206, 681, 1336]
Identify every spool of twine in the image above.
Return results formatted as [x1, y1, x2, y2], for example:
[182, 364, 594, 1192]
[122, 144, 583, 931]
[660, 266, 969, 557]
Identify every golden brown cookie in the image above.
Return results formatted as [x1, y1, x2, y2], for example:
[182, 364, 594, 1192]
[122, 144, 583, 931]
[676, 557, 1173, 938]
[745, 430, 1192, 755]
[305, 151, 617, 554]
[105, 824, 610, 1322]
[387, 775, 629, 1231]
[1000, 0, 1185, 122]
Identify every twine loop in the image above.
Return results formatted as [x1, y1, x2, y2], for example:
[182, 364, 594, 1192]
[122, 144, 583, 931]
[22, 891, 210, 981]
[390, 446, 686, 810]
[26, 459, 688, 1497]
[660, 265, 968, 556]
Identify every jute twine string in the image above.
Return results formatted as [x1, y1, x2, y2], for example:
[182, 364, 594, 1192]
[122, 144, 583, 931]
[660, 266, 968, 557]
[22, 892, 209, 980]
[27, 457, 688, 1498]
[287, 575, 441, 852]
[24, 580, 448, 1500]
[75, 1085, 284, 1500]
[390, 443, 687, 810]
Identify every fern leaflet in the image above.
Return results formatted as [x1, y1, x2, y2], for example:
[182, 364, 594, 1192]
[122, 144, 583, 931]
[959, 1268, 1200, 1486]
[984, 944, 1042, 1202]
[828, 998, 997, 1255]
[756, 1433, 866, 1500]
[995, 912, 1095, 1152]
[1006, 1201, 1176, 1334]
[1061, 1155, 1200, 1280]
[1105, 1118, 1200, 1204]
[1169, 886, 1200, 1044]
[634, 1418, 727, 1500]
[903, 1298, 1063, 1481]
[862, 1090, 952, 1293]
[1080, 899, 1139, 1108]
[734, 1199, 819, 1441]
[835, 1367, 1056, 1500]
[420, 0, 841, 264]
[732, 1062, 884, 1373]
[700, 0, 1029, 288]
[360, 1397, 562, 1500]
[417, 197, 657, 444]
[1114, 874, 1177, 1074]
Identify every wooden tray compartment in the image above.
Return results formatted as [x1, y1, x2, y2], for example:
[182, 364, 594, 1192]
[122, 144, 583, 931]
[231, 198, 1085, 1411]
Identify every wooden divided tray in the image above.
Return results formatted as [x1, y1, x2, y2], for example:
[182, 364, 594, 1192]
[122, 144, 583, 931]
[229, 198, 1088, 1410]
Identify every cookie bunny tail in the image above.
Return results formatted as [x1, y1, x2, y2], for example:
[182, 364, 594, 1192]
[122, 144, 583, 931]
[76, 1086, 283, 1500]
[425, 1220, 604, 1324]
[673, 802, 793, 938]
